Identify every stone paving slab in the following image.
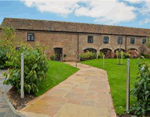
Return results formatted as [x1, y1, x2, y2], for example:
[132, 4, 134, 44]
[20, 62, 117, 117]
[0, 70, 25, 117]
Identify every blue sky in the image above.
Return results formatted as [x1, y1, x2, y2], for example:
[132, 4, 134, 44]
[1, 0, 150, 29]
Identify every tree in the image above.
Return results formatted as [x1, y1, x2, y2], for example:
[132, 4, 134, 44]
[1, 27, 49, 94]
[0, 27, 20, 68]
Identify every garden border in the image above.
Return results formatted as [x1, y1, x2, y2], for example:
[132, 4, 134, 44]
[4, 88, 26, 117]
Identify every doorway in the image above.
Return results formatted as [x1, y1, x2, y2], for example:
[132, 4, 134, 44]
[54, 48, 63, 61]
[100, 48, 112, 58]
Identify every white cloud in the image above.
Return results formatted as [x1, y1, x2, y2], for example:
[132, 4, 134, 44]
[139, 18, 150, 25]
[75, 0, 136, 24]
[21, 0, 81, 16]
[140, 1, 150, 15]
[123, 0, 150, 24]
[21, 0, 137, 24]
[124, 0, 142, 3]
[124, 0, 150, 15]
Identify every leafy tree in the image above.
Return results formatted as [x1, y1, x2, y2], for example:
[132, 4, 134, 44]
[130, 58, 150, 115]
[0, 27, 19, 68]
[1, 27, 49, 94]
[0, 45, 9, 68]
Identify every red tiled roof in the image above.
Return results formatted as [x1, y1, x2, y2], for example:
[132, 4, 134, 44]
[1, 17, 150, 37]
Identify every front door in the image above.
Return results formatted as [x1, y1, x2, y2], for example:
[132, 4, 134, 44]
[54, 48, 63, 61]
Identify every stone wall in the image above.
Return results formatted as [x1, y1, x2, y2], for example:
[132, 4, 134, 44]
[16, 30, 78, 61]
[0, 29, 149, 61]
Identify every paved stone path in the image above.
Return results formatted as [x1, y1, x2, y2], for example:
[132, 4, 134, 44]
[20, 62, 116, 117]
[0, 70, 24, 117]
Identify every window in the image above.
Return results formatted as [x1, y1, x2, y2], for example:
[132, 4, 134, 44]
[142, 39, 146, 44]
[88, 36, 93, 43]
[27, 33, 34, 41]
[118, 37, 123, 44]
[103, 36, 109, 44]
[130, 38, 135, 44]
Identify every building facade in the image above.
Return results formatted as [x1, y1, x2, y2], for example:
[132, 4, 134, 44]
[0, 18, 150, 61]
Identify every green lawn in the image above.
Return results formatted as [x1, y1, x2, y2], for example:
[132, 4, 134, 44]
[81, 58, 150, 115]
[35, 61, 79, 97]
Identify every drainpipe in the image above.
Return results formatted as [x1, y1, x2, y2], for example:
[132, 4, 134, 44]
[125, 36, 127, 52]
[77, 33, 79, 62]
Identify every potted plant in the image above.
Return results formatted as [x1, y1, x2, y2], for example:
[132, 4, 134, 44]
[63, 54, 67, 62]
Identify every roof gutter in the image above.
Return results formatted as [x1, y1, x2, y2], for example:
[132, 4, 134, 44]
[15, 28, 148, 37]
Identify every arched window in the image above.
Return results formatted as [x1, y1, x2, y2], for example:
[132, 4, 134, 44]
[142, 39, 146, 44]
[88, 36, 93, 43]
[84, 48, 97, 53]
[103, 36, 109, 44]
[118, 37, 123, 44]
[130, 38, 135, 44]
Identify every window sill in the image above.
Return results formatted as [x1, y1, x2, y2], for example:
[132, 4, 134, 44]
[27, 40, 34, 42]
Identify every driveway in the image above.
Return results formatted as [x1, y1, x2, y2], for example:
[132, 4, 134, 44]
[20, 62, 116, 117]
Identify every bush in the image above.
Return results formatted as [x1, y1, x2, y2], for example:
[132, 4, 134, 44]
[98, 52, 104, 59]
[0, 27, 49, 94]
[80, 54, 83, 61]
[141, 52, 145, 57]
[124, 52, 130, 58]
[3, 43, 49, 94]
[0, 27, 17, 69]
[0, 45, 9, 68]
[130, 58, 150, 115]
[144, 54, 150, 58]
[50, 54, 55, 61]
[80, 51, 96, 61]
[64, 54, 66, 58]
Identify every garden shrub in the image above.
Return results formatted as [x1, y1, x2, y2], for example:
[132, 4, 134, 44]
[3, 43, 49, 94]
[115, 51, 131, 59]
[0, 27, 17, 69]
[80, 54, 83, 61]
[0, 45, 9, 68]
[50, 54, 55, 61]
[80, 51, 96, 61]
[98, 54, 101, 59]
[114, 51, 119, 58]
[124, 52, 130, 58]
[130, 58, 150, 115]
[98, 52, 104, 59]
[64, 54, 66, 58]
[144, 54, 150, 58]
[1, 27, 49, 94]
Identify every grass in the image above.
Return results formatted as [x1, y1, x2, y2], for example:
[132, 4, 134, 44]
[35, 61, 78, 97]
[81, 58, 150, 115]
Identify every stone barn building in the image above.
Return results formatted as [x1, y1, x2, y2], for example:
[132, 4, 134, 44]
[0, 17, 150, 61]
